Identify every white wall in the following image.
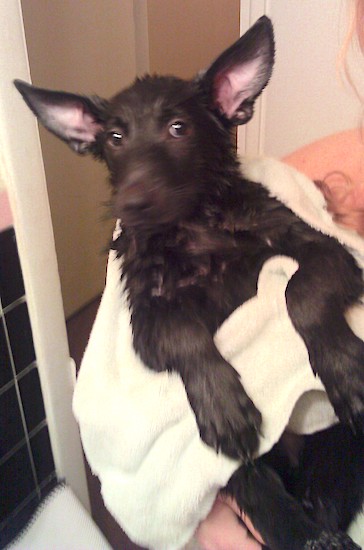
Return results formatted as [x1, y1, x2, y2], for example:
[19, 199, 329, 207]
[239, 0, 364, 158]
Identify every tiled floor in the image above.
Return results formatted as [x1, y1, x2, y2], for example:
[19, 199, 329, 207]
[66, 297, 143, 550]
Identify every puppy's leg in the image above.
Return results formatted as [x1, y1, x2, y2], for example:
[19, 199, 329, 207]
[285, 241, 364, 433]
[131, 296, 261, 461]
[225, 461, 360, 550]
[295, 425, 364, 534]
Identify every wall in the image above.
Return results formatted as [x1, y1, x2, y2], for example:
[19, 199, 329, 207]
[147, 0, 240, 77]
[239, 0, 364, 159]
[21, 0, 137, 317]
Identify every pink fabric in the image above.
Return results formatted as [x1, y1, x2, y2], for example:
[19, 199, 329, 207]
[0, 190, 13, 231]
[283, 128, 364, 237]
[283, 128, 364, 185]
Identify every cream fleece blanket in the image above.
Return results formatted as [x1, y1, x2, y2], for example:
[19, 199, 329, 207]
[73, 158, 364, 550]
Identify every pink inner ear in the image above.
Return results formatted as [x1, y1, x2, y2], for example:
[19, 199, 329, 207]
[214, 56, 262, 118]
[50, 103, 103, 143]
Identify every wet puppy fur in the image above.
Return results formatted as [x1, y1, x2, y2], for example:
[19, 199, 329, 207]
[15, 17, 364, 550]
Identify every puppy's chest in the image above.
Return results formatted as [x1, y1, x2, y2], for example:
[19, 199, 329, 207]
[121, 228, 271, 307]
[128, 246, 227, 300]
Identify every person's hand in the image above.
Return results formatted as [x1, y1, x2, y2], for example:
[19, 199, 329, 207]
[195, 494, 264, 550]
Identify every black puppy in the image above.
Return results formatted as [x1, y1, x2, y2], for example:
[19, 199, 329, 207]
[15, 17, 364, 550]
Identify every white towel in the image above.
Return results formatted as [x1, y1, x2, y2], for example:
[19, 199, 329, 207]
[73, 158, 364, 550]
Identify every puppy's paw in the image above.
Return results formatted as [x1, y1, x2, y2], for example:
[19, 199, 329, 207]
[325, 348, 364, 434]
[186, 361, 262, 461]
[304, 530, 361, 549]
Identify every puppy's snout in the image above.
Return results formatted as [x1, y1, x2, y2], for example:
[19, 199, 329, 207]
[113, 149, 195, 226]
[117, 165, 154, 216]
[115, 169, 158, 225]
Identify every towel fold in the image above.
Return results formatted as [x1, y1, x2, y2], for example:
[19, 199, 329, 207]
[73, 157, 364, 550]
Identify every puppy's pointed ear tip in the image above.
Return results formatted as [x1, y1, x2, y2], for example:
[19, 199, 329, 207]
[14, 79, 26, 88]
[252, 16, 275, 58]
[253, 16, 274, 41]
[255, 16, 274, 38]
[257, 15, 273, 26]
[14, 79, 31, 95]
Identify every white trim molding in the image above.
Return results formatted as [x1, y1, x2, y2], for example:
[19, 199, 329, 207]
[238, 0, 271, 158]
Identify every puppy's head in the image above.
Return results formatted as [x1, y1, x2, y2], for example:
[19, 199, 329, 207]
[15, 16, 274, 231]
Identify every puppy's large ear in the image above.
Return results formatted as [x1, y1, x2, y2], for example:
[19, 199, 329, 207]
[14, 80, 107, 154]
[203, 16, 274, 125]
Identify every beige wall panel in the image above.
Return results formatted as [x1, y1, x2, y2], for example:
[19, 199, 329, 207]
[21, 0, 137, 317]
[147, 0, 240, 78]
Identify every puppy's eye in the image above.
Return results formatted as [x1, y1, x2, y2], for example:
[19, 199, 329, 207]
[169, 121, 188, 138]
[106, 131, 124, 148]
